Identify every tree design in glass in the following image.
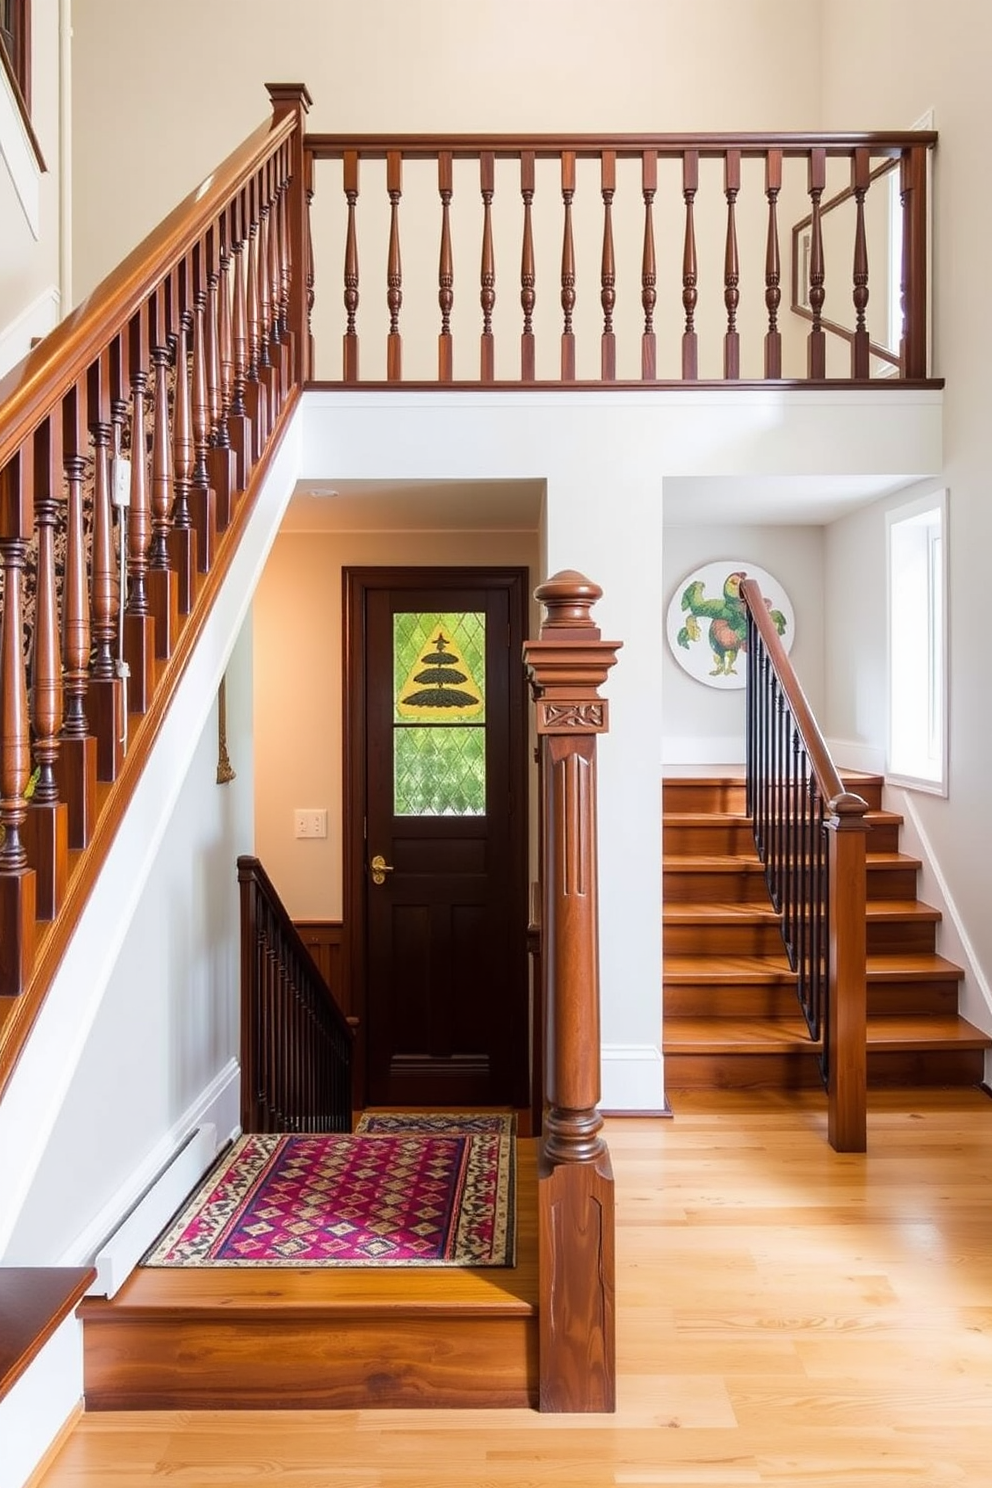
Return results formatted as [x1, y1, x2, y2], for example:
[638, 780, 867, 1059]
[393, 612, 486, 816]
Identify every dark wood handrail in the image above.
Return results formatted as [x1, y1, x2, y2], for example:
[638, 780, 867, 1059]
[741, 577, 869, 1152]
[0, 112, 294, 469]
[237, 855, 353, 1134]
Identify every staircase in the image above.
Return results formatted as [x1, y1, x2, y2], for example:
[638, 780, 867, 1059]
[663, 773, 990, 1089]
[77, 1140, 538, 1410]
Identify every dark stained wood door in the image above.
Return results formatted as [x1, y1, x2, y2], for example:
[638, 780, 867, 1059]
[345, 568, 530, 1108]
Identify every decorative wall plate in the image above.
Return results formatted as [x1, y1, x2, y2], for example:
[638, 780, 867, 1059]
[666, 560, 795, 690]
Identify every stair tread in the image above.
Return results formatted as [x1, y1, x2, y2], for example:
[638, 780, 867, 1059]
[665, 1013, 991, 1054]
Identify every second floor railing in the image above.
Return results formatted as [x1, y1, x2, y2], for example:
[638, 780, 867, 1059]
[305, 130, 935, 386]
[742, 577, 870, 1152]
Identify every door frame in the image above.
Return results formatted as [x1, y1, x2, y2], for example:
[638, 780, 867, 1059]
[342, 565, 531, 1110]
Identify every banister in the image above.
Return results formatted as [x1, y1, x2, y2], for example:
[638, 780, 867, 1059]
[0, 110, 296, 470]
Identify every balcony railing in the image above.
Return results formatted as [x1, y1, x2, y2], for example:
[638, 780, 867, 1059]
[305, 130, 936, 386]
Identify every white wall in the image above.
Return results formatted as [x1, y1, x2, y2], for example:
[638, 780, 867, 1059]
[663, 521, 826, 765]
[821, 0, 992, 1005]
[0, 0, 66, 372]
[3, 623, 253, 1264]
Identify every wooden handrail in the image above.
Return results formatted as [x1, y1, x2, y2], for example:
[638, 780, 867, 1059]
[741, 577, 869, 1152]
[238, 855, 354, 1134]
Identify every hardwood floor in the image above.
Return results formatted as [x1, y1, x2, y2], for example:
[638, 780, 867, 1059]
[36, 1088, 992, 1486]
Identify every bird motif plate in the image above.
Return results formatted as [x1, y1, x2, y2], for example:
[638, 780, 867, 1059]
[665, 560, 794, 690]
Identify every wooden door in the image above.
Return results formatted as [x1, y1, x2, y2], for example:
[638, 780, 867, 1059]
[345, 568, 530, 1108]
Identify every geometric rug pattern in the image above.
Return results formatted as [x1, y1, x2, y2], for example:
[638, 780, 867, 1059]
[142, 1125, 515, 1268]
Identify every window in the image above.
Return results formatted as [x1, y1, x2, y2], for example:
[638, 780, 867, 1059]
[887, 491, 947, 793]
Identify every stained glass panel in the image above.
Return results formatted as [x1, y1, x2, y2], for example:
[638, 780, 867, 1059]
[392, 611, 486, 816]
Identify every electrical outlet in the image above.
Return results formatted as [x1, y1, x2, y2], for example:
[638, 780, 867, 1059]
[294, 808, 327, 839]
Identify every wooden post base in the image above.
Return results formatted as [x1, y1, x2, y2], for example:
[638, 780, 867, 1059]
[207, 447, 238, 531]
[168, 527, 198, 616]
[148, 568, 180, 661]
[90, 677, 124, 783]
[23, 802, 69, 921]
[188, 484, 217, 575]
[55, 734, 98, 849]
[538, 1154, 616, 1413]
[0, 867, 36, 995]
[123, 612, 157, 716]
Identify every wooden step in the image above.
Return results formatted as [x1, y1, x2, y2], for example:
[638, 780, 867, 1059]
[79, 1140, 538, 1411]
[664, 1013, 990, 1090]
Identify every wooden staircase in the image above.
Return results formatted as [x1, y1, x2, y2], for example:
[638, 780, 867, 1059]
[78, 1139, 538, 1410]
[663, 774, 990, 1089]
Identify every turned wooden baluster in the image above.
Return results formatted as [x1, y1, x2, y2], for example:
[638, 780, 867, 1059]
[480, 152, 496, 383]
[681, 150, 699, 380]
[25, 416, 68, 920]
[520, 151, 536, 382]
[245, 178, 268, 454]
[807, 147, 827, 379]
[523, 570, 620, 1414]
[0, 450, 37, 995]
[851, 147, 871, 379]
[189, 240, 218, 575]
[560, 151, 576, 381]
[437, 151, 453, 382]
[342, 150, 360, 382]
[228, 194, 252, 489]
[169, 264, 198, 616]
[723, 149, 741, 378]
[640, 150, 657, 379]
[900, 144, 928, 379]
[147, 285, 179, 659]
[86, 352, 124, 783]
[265, 83, 313, 384]
[386, 150, 403, 381]
[58, 381, 97, 848]
[600, 151, 617, 382]
[123, 307, 155, 714]
[764, 148, 783, 378]
[206, 224, 235, 530]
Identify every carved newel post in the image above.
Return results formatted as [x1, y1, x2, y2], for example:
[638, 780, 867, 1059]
[523, 570, 621, 1414]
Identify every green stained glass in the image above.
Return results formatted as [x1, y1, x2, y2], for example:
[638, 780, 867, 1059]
[392, 611, 486, 816]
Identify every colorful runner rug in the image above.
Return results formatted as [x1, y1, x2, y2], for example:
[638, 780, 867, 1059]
[143, 1125, 515, 1268]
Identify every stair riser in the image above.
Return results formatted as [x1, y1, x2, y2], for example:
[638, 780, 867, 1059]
[664, 871, 768, 905]
[664, 980, 961, 1018]
[665, 923, 786, 956]
[664, 823, 758, 856]
[663, 782, 748, 814]
[82, 1314, 537, 1410]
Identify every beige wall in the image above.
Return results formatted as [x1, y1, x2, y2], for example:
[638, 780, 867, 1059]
[69, 0, 828, 302]
[253, 524, 540, 919]
[821, 0, 992, 992]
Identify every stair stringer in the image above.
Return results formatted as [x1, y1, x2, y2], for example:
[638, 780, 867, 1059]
[884, 781, 992, 1077]
[0, 409, 303, 1261]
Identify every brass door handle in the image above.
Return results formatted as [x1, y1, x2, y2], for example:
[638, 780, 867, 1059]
[370, 853, 394, 886]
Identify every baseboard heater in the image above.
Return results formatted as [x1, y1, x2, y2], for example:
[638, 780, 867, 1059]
[88, 1123, 222, 1298]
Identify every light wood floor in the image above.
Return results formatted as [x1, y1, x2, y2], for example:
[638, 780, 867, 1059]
[35, 1087, 992, 1486]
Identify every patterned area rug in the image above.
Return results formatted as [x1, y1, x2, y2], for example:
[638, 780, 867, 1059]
[143, 1125, 515, 1268]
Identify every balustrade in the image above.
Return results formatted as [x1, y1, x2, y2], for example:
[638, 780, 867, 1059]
[307, 131, 935, 384]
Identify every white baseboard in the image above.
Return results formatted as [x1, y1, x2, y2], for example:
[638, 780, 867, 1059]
[57, 1057, 240, 1291]
[0, 285, 60, 380]
[662, 736, 745, 768]
[600, 1043, 664, 1112]
[825, 736, 887, 775]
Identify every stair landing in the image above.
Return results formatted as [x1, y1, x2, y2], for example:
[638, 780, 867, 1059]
[79, 1140, 538, 1410]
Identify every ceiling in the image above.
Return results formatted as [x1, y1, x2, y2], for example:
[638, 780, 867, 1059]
[282, 473, 919, 534]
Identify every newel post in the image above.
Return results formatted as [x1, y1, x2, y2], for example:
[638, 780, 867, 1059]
[825, 793, 869, 1153]
[523, 570, 621, 1414]
[266, 84, 313, 386]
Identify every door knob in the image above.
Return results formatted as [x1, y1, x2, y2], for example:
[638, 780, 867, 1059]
[370, 853, 394, 886]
